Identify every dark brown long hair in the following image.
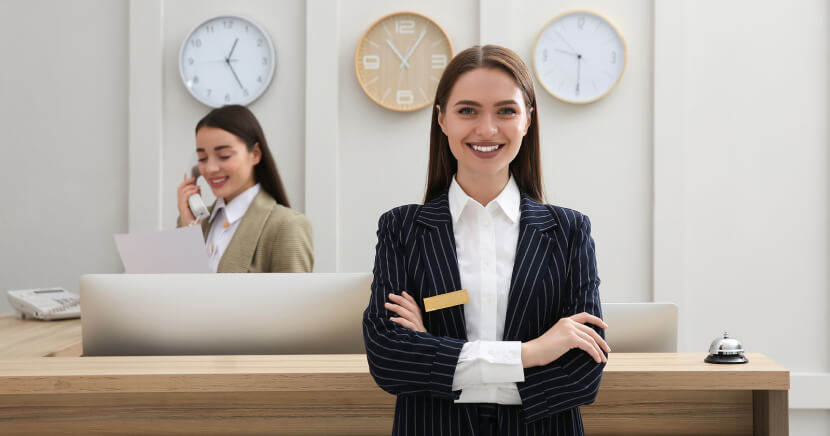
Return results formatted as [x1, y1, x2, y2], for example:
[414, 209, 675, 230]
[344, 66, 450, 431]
[195, 105, 291, 207]
[425, 45, 543, 203]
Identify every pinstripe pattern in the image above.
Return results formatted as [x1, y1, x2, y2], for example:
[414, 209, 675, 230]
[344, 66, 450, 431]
[363, 192, 605, 435]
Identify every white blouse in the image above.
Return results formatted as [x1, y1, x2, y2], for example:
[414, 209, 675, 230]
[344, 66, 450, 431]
[205, 184, 261, 272]
[448, 176, 524, 405]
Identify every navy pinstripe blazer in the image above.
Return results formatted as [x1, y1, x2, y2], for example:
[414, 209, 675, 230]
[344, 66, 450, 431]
[363, 191, 606, 436]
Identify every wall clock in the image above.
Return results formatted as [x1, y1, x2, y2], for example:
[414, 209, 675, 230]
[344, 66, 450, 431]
[355, 12, 453, 112]
[179, 15, 276, 107]
[533, 10, 626, 104]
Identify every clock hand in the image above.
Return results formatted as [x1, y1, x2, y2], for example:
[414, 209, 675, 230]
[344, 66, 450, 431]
[386, 40, 411, 69]
[400, 28, 427, 67]
[554, 47, 579, 57]
[553, 30, 581, 57]
[576, 54, 582, 96]
[222, 38, 244, 91]
[226, 38, 239, 62]
[227, 62, 245, 90]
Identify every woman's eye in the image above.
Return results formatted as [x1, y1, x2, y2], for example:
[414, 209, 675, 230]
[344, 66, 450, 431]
[498, 107, 518, 116]
[457, 107, 475, 115]
[197, 157, 207, 163]
[218, 155, 232, 160]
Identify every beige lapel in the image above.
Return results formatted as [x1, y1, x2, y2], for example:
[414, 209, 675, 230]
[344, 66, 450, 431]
[200, 205, 212, 239]
[216, 190, 275, 273]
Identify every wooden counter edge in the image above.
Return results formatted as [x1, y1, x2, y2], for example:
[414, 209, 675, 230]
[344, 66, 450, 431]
[0, 353, 789, 395]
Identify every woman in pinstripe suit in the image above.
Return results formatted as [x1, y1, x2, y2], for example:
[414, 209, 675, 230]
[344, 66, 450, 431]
[363, 45, 609, 436]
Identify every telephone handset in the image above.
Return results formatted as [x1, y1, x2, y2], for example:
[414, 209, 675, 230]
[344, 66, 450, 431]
[7, 288, 81, 320]
[188, 165, 210, 222]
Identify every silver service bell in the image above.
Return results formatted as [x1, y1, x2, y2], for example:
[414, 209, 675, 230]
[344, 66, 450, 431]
[704, 332, 748, 364]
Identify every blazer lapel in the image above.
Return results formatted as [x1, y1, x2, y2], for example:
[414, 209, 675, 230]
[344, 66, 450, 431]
[217, 190, 274, 273]
[503, 195, 559, 341]
[414, 193, 467, 340]
[200, 209, 211, 239]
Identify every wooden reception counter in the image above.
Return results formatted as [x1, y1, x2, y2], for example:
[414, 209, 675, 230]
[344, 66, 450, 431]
[0, 314, 789, 435]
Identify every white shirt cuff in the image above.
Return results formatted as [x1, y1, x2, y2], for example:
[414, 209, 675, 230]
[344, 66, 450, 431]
[451, 340, 524, 391]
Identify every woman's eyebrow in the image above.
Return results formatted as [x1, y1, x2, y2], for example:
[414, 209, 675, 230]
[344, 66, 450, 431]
[196, 145, 233, 152]
[452, 99, 520, 107]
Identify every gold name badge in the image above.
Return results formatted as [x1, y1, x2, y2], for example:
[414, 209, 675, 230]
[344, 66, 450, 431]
[423, 290, 469, 312]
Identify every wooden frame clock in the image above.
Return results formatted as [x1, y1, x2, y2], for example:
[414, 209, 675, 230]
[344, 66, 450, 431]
[354, 12, 453, 112]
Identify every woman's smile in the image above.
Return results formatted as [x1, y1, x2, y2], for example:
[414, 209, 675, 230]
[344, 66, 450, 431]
[466, 141, 505, 158]
[208, 176, 228, 188]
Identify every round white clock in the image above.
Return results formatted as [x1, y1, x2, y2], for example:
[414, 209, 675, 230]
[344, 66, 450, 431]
[533, 10, 627, 104]
[179, 15, 276, 107]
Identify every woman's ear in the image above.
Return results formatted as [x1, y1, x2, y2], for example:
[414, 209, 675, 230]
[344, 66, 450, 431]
[252, 142, 262, 165]
[436, 105, 448, 135]
[522, 107, 533, 136]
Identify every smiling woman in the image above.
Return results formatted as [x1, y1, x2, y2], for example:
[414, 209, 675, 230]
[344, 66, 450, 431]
[176, 105, 313, 273]
[363, 45, 607, 436]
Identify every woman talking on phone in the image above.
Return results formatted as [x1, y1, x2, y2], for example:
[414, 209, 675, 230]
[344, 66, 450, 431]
[176, 105, 313, 273]
[363, 46, 609, 435]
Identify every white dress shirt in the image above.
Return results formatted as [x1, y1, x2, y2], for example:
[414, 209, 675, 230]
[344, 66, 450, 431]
[448, 176, 524, 405]
[205, 183, 261, 272]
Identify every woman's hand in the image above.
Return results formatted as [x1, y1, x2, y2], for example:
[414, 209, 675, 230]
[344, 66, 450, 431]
[521, 312, 610, 368]
[385, 291, 426, 333]
[177, 173, 201, 226]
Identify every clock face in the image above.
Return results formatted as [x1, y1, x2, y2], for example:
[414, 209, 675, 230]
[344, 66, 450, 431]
[179, 16, 276, 107]
[534, 10, 626, 104]
[355, 12, 453, 112]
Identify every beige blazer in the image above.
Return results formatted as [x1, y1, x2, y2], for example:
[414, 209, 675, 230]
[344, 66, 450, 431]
[180, 190, 313, 273]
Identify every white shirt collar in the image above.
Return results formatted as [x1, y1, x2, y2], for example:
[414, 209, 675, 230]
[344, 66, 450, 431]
[448, 175, 521, 224]
[209, 183, 261, 224]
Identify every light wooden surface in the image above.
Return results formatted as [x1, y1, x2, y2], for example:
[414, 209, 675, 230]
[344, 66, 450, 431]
[0, 314, 81, 358]
[0, 314, 789, 435]
[0, 353, 788, 394]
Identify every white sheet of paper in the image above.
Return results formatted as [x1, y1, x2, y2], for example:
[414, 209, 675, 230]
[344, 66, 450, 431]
[114, 225, 212, 273]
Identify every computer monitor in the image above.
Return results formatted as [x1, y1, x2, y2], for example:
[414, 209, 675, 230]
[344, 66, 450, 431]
[81, 273, 677, 356]
[80, 273, 372, 356]
[601, 302, 678, 352]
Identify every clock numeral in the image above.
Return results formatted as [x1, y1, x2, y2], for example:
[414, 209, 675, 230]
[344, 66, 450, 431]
[188, 57, 194, 65]
[225, 94, 231, 103]
[257, 38, 264, 47]
[245, 25, 249, 33]
[542, 49, 548, 62]
[431, 54, 447, 69]
[610, 51, 616, 64]
[205, 25, 215, 33]
[206, 89, 212, 96]
[396, 90, 414, 105]
[257, 76, 263, 83]
[262, 57, 268, 66]
[192, 76, 199, 85]
[190, 38, 202, 48]
[223, 20, 233, 29]
[243, 89, 249, 97]
[363, 55, 380, 70]
[578, 16, 585, 29]
[395, 19, 415, 34]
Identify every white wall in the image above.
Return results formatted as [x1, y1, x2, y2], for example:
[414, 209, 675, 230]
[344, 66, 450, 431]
[1, 0, 827, 432]
[0, 0, 128, 309]
[653, 1, 830, 432]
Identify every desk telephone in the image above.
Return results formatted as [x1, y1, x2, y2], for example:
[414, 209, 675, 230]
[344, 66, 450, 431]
[7, 288, 80, 320]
